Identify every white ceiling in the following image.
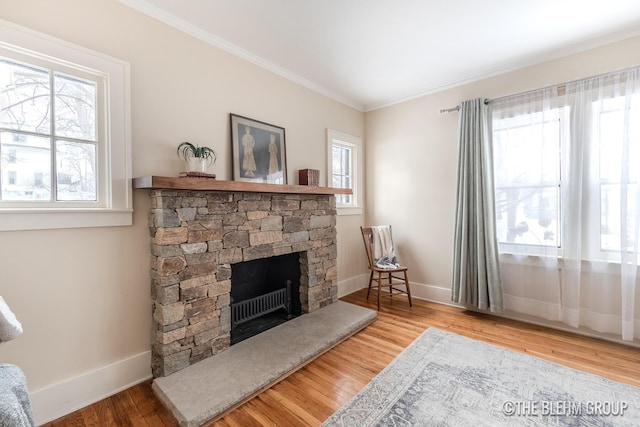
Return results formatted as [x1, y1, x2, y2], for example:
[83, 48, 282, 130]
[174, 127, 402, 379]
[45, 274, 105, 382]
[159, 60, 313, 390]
[119, 0, 640, 111]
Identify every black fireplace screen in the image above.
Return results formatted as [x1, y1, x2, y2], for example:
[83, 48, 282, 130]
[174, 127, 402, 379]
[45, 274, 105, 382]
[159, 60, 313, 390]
[230, 252, 301, 343]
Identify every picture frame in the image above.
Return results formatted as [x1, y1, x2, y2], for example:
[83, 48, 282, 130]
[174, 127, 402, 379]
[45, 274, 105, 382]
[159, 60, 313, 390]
[230, 114, 287, 184]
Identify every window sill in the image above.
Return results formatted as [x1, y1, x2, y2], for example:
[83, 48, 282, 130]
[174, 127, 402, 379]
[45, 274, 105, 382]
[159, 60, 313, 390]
[499, 252, 635, 275]
[0, 209, 133, 231]
[337, 207, 363, 216]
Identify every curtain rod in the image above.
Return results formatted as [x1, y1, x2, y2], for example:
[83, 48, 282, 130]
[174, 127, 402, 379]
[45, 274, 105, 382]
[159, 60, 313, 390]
[439, 64, 640, 115]
[439, 99, 490, 114]
[439, 106, 460, 114]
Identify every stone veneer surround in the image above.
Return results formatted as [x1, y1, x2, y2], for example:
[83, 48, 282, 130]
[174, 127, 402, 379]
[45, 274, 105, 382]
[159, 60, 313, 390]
[149, 189, 338, 377]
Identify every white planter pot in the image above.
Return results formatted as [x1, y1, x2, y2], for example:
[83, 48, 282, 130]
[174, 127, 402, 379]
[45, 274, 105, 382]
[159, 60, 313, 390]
[186, 157, 209, 173]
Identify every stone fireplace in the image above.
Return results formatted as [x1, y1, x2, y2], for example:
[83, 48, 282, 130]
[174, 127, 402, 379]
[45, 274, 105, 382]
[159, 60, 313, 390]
[140, 178, 345, 378]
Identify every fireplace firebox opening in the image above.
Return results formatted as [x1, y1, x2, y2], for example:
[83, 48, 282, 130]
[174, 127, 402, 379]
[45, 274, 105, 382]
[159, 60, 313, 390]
[230, 252, 302, 344]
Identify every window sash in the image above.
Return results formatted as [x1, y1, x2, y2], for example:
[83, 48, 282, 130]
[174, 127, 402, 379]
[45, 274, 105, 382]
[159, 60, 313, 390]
[493, 109, 563, 251]
[593, 96, 640, 254]
[0, 45, 105, 207]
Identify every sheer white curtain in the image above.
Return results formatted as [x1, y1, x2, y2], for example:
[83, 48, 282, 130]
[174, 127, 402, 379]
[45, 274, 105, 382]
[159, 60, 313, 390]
[493, 68, 640, 341]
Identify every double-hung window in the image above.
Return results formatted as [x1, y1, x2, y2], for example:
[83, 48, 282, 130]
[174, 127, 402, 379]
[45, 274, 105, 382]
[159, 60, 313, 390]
[1, 55, 101, 203]
[327, 129, 362, 215]
[0, 20, 131, 231]
[493, 108, 563, 253]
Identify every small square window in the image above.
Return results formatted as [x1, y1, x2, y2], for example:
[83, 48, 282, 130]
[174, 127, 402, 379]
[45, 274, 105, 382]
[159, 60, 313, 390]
[327, 129, 362, 215]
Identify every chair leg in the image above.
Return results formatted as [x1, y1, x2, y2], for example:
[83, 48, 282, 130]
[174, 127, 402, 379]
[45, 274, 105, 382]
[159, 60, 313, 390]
[366, 270, 374, 301]
[376, 272, 381, 311]
[388, 272, 393, 297]
[404, 270, 412, 307]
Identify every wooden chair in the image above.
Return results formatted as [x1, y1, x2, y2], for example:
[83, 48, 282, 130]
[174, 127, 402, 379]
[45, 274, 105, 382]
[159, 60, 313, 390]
[360, 226, 412, 311]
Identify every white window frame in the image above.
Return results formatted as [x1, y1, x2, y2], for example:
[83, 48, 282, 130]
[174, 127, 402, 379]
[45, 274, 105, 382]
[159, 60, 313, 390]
[0, 19, 131, 231]
[326, 129, 362, 215]
[492, 90, 640, 263]
[592, 96, 640, 259]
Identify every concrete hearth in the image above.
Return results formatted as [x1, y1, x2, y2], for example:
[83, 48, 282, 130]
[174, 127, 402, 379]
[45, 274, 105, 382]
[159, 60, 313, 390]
[153, 301, 376, 427]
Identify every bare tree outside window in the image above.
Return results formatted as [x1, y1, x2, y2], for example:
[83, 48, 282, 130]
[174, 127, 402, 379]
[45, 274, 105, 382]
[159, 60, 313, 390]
[0, 58, 97, 202]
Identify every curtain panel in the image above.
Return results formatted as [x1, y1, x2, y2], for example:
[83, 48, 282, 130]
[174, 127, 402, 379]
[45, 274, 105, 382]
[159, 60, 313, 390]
[452, 98, 503, 313]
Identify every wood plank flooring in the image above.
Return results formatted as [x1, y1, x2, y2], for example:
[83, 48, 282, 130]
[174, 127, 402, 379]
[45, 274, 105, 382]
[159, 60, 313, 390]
[43, 289, 640, 426]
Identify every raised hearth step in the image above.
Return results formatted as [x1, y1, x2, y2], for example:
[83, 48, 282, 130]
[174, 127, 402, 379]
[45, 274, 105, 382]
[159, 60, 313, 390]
[152, 300, 377, 427]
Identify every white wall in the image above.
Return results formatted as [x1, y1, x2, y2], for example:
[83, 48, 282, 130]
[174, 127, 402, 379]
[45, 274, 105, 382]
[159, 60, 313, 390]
[365, 35, 640, 321]
[8, 1, 640, 422]
[0, 0, 365, 423]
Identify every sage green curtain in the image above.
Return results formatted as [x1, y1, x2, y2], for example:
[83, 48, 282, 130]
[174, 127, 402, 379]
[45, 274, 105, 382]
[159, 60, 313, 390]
[452, 98, 503, 313]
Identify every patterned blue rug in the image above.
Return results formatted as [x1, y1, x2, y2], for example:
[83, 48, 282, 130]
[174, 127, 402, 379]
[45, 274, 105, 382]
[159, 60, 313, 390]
[322, 328, 640, 426]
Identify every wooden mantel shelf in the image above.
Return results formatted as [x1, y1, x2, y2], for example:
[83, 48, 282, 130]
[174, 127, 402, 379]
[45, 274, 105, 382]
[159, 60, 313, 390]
[133, 176, 352, 195]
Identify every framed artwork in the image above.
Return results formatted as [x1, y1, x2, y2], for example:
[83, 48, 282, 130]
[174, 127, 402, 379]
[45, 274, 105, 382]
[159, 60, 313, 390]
[230, 114, 287, 184]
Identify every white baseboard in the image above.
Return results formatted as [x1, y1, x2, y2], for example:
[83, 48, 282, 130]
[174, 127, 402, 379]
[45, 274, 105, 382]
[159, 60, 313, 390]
[338, 275, 456, 307]
[30, 351, 152, 425]
[407, 282, 455, 305]
[337, 274, 368, 298]
[411, 283, 640, 348]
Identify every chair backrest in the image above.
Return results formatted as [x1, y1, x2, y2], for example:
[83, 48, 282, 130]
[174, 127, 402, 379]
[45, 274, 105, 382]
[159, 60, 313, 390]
[360, 226, 375, 268]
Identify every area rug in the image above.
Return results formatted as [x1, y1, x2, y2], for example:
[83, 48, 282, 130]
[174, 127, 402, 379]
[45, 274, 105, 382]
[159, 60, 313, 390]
[322, 328, 640, 426]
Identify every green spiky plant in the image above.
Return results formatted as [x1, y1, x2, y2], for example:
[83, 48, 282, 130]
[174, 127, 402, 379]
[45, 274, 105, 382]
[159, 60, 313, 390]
[176, 141, 217, 166]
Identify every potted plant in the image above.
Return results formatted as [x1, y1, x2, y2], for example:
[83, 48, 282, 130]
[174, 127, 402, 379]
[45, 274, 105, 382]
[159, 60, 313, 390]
[177, 141, 217, 173]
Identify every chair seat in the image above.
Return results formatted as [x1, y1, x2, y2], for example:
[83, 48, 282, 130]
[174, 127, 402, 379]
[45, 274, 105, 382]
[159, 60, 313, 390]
[369, 265, 408, 273]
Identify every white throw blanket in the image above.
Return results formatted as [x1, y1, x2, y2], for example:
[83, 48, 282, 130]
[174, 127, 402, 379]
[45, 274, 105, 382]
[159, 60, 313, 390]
[0, 297, 23, 342]
[371, 225, 400, 269]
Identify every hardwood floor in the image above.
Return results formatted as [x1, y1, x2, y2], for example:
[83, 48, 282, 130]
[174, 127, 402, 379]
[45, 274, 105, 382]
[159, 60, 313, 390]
[43, 289, 640, 426]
